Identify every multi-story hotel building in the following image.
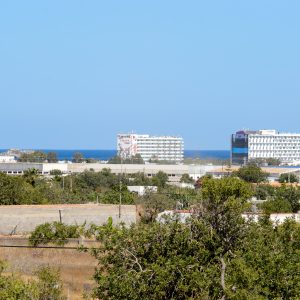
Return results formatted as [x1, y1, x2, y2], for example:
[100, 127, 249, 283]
[232, 129, 300, 165]
[117, 134, 184, 162]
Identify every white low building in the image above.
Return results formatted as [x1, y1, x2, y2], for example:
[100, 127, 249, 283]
[0, 155, 16, 163]
[0, 162, 221, 183]
[127, 186, 157, 196]
[157, 210, 300, 224]
[242, 213, 300, 224]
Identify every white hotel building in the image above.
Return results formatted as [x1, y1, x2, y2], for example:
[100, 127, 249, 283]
[117, 134, 184, 162]
[232, 129, 300, 165]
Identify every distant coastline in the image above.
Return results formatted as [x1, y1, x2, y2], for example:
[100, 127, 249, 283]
[0, 149, 230, 161]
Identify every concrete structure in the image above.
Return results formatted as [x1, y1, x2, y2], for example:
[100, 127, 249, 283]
[0, 155, 16, 163]
[0, 162, 219, 183]
[157, 210, 300, 225]
[117, 133, 184, 162]
[69, 163, 189, 182]
[156, 210, 192, 223]
[0, 204, 137, 235]
[207, 165, 300, 181]
[0, 162, 69, 175]
[127, 186, 157, 196]
[242, 213, 300, 224]
[232, 129, 300, 165]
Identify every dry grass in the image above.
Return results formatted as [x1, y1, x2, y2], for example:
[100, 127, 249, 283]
[0, 240, 98, 299]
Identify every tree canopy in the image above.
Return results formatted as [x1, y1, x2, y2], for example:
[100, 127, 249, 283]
[279, 173, 299, 183]
[89, 178, 300, 299]
[72, 152, 84, 163]
[19, 151, 47, 163]
[180, 173, 195, 184]
[0, 263, 66, 300]
[108, 154, 145, 164]
[233, 164, 268, 183]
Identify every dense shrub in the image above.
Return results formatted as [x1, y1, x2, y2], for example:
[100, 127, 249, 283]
[29, 222, 81, 246]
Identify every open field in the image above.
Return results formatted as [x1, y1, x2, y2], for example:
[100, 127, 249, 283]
[0, 237, 99, 299]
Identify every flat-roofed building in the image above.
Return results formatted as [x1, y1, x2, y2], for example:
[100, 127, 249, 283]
[232, 129, 300, 165]
[0, 155, 16, 163]
[117, 133, 184, 162]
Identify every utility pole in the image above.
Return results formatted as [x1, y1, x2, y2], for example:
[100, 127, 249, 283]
[119, 157, 123, 219]
[59, 209, 62, 223]
[70, 176, 73, 192]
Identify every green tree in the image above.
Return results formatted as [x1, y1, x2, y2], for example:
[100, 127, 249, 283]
[266, 157, 281, 166]
[279, 173, 299, 183]
[29, 222, 81, 246]
[107, 155, 122, 164]
[137, 192, 175, 223]
[23, 168, 39, 187]
[261, 198, 292, 214]
[72, 152, 84, 163]
[197, 177, 253, 299]
[89, 178, 300, 299]
[47, 152, 58, 163]
[108, 154, 144, 164]
[50, 169, 62, 176]
[128, 154, 144, 164]
[128, 172, 151, 186]
[233, 164, 268, 183]
[180, 173, 195, 184]
[0, 173, 45, 205]
[100, 184, 136, 204]
[254, 184, 275, 200]
[19, 151, 47, 163]
[0, 262, 66, 300]
[90, 177, 255, 300]
[233, 219, 300, 299]
[276, 185, 300, 213]
[152, 171, 168, 188]
[34, 266, 66, 300]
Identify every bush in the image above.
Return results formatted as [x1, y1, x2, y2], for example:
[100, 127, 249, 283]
[0, 262, 66, 299]
[29, 222, 81, 246]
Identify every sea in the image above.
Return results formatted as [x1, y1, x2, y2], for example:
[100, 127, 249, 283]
[0, 149, 230, 161]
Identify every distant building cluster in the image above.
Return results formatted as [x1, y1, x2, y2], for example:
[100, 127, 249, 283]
[117, 133, 184, 162]
[0, 155, 16, 163]
[232, 129, 300, 165]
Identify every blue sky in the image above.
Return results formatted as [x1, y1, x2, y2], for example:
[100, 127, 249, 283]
[0, 1, 299, 150]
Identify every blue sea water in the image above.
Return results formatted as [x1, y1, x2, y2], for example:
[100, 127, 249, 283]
[0, 149, 230, 161]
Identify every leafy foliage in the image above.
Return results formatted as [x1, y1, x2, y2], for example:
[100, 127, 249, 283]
[100, 184, 136, 204]
[34, 266, 65, 300]
[108, 154, 145, 164]
[29, 222, 81, 246]
[261, 198, 292, 214]
[180, 173, 195, 184]
[0, 173, 45, 205]
[47, 152, 58, 163]
[72, 152, 84, 163]
[0, 263, 66, 300]
[89, 178, 300, 300]
[137, 192, 176, 223]
[151, 171, 168, 189]
[279, 173, 299, 183]
[50, 169, 63, 176]
[233, 164, 268, 183]
[128, 172, 152, 186]
[19, 151, 47, 163]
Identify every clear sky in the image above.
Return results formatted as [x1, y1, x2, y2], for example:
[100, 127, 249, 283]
[0, 1, 299, 150]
